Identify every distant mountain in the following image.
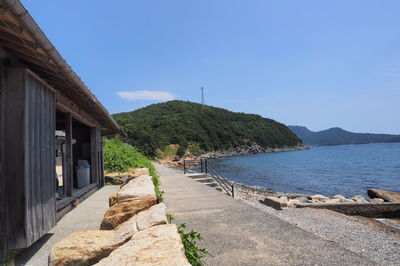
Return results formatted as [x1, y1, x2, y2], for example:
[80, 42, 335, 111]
[289, 126, 400, 146]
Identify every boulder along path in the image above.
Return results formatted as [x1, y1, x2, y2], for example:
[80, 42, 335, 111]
[155, 163, 375, 266]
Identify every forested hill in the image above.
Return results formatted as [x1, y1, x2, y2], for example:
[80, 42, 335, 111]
[113, 101, 301, 157]
[289, 126, 400, 146]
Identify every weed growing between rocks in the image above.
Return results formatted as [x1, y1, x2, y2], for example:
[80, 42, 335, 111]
[103, 137, 164, 202]
[167, 214, 210, 265]
[166, 214, 174, 224]
[178, 223, 211, 266]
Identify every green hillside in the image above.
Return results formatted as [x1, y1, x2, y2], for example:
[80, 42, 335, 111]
[113, 101, 301, 157]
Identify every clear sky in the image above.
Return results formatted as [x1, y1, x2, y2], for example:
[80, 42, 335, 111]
[22, 0, 400, 134]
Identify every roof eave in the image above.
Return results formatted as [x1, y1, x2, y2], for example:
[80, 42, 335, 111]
[0, 0, 120, 133]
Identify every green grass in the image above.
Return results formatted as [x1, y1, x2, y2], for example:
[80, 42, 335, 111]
[103, 137, 164, 201]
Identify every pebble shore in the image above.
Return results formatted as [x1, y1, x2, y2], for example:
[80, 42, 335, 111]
[234, 184, 400, 265]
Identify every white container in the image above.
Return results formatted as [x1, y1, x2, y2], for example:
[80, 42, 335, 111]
[78, 159, 90, 167]
[76, 166, 91, 188]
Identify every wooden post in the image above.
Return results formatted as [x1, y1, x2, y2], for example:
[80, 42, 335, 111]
[0, 67, 7, 265]
[183, 160, 186, 174]
[0, 165, 6, 265]
[90, 127, 99, 186]
[65, 113, 73, 196]
[0, 183, 6, 265]
[205, 159, 208, 174]
[99, 137, 105, 187]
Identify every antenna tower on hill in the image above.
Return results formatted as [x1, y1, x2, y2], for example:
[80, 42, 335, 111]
[201, 87, 205, 105]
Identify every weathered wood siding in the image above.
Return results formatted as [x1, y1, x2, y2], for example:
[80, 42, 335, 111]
[0, 67, 7, 262]
[25, 71, 56, 246]
[91, 127, 103, 186]
[3, 68, 26, 249]
[3, 68, 56, 249]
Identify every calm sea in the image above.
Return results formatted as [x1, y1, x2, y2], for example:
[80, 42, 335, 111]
[210, 143, 400, 197]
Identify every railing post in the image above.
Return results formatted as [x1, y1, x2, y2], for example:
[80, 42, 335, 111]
[200, 159, 204, 173]
[205, 159, 208, 174]
[183, 160, 186, 174]
[232, 185, 235, 198]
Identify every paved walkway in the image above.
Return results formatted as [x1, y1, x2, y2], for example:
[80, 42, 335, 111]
[156, 163, 374, 266]
[16, 185, 119, 266]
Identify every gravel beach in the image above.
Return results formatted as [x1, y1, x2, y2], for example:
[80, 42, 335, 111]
[235, 185, 400, 265]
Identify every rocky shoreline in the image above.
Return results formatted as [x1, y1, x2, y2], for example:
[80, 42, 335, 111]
[234, 183, 400, 233]
[234, 182, 398, 207]
[202, 144, 308, 159]
[163, 144, 308, 168]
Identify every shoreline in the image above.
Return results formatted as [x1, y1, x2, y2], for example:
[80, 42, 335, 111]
[233, 182, 400, 232]
[202, 145, 308, 159]
[161, 144, 308, 168]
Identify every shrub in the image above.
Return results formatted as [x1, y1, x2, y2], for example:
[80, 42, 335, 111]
[188, 144, 201, 155]
[177, 145, 186, 157]
[103, 137, 164, 201]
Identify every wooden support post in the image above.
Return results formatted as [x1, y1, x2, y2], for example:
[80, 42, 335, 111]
[99, 138, 105, 187]
[0, 184, 6, 264]
[0, 167, 6, 264]
[0, 67, 7, 264]
[90, 127, 99, 186]
[65, 113, 73, 196]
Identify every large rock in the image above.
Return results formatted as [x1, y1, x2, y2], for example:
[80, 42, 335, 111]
[120, 168, 150, 188]
[261, 196, 288, 210]
[294, 196, 309, 203]
[324, 198, 341, 204]
[49, 230, 130, 266]
[367, 188, 400, 202]
[105, 175, 124, 185]
[135, 203, 167, 231]
[101, 195, 157, 230]
[288, 199, 300, 207]
[115, 203, 167, 235]
[95, 224, 190, 266]
[49, 204, 167, 266]
[370, 198, 385, 203]
[310, 194, 329, 201]
[332, 195, 346, 200]
[352, 195, 368, 203]
[109, 175, 155, 207]
[133, 167, 150, 176]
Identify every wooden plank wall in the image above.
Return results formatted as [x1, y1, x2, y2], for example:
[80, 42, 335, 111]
[3, 68, 56, 249]
[3, 68, 28, 249]
[24, 72, 56, 247]
[0, 67, 7, 263]
[91, 127, 104, 187]
[65, 113, 73, 196]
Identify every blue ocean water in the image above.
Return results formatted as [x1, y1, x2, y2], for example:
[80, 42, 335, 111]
[210, 143, 400, 197]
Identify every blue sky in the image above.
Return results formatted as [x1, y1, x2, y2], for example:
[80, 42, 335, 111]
[22, 0, 400, 134]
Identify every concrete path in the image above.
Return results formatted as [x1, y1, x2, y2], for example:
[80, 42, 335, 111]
[15, 185, 119, 266]
[156, 163, 375, 266]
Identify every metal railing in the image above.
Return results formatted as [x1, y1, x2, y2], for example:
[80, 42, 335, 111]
[183, 159, 234, 197]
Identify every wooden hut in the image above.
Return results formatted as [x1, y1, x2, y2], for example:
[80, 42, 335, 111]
[0, 0, 119, 260]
